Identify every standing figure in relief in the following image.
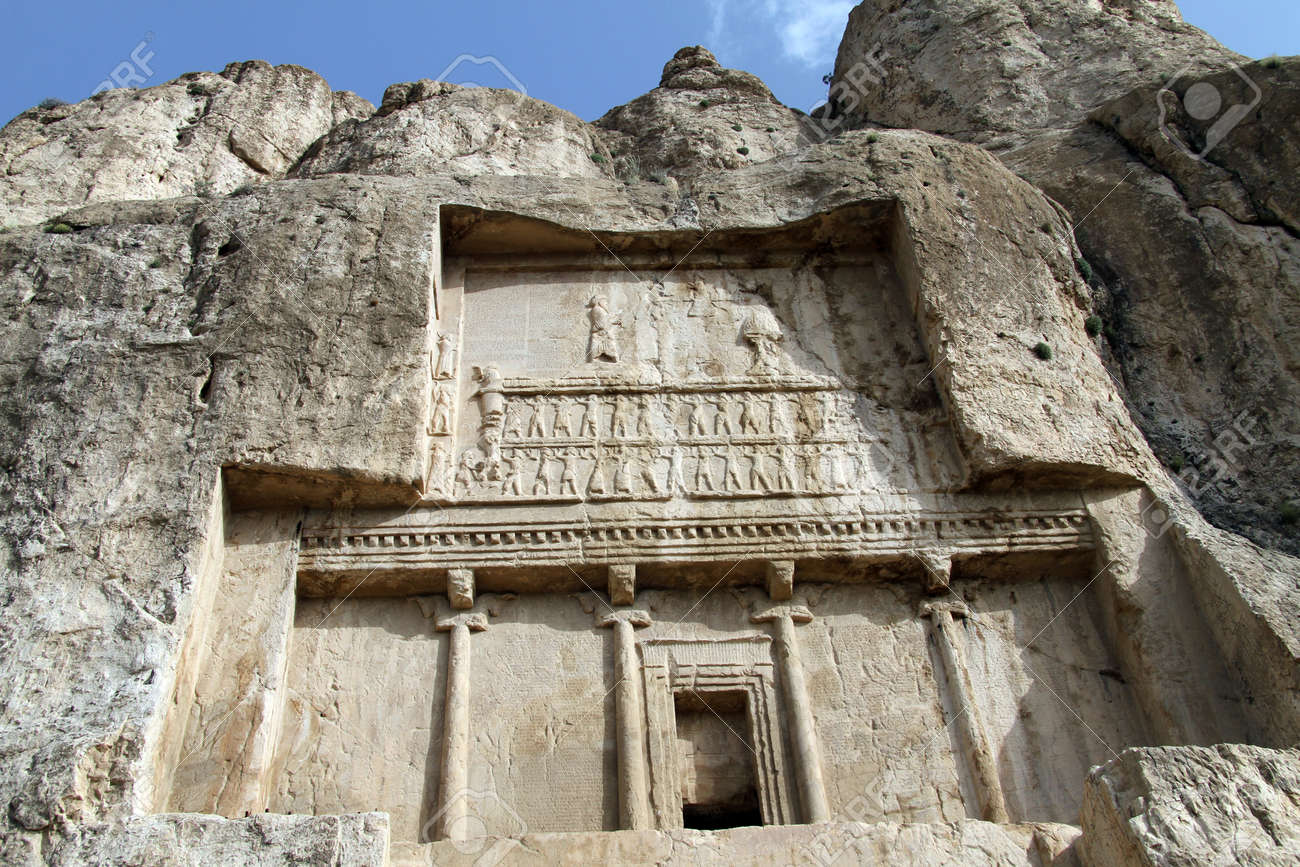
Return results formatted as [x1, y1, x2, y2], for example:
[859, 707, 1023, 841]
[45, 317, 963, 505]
[579, 395, 602, 438]
[822, 444, 845, 490]
[694, 447, 717, 492]
[666, 447, 687, 496]
[711, 395, 733, 436]
[505, 400, 526, 439]
[532, 449, 553, 495]
[722, 448, 744, 491]
[588, 452, 609, 496]
[805, 444, 825, 490]
[587, 295, 621, 363]
[611, 395, 631, 438]
[767, 392, 790, 435]
[480, 428, 503, 481]
[738, 394, 761, 435]
[778, 447, 798, 490]
[635, 396, 655, 438]
[500, 453, 524, 496]
[750, 449, 774, 492]
[820, 393, 839, 434]
[553, 400, 573, 437]
[614, 450, 634, 495]
[559, 449, 581, 496]
[433, 331, 456, 379]
[428, 383, 454, 436]
[685, 396, 707, 437]
[527, 398, 549, 439]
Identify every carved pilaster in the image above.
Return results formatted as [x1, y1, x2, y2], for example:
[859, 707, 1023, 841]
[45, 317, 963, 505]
[433, 610, 489, 841]
[920, 599, 1009, 822]
[595, 608, 653, 830]
[751, 601, 830, 823]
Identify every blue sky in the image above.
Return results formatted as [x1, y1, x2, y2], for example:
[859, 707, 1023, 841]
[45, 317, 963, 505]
[1, 0, 1297, 126]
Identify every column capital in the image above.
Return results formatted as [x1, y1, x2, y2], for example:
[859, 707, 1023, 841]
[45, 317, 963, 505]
[765, 560, 795, 602]
[595, 608, 652, 629]
[919, 598, 970, 620]
[750, 603, 813, 625]
[436, 611, 489, 632]
[913, 548, 953, 595]
[608, 563, 637, 606]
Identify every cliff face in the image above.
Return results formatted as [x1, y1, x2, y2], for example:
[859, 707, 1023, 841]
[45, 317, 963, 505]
[835, 0, 1300, 556]
[1, 5, 1299, 865]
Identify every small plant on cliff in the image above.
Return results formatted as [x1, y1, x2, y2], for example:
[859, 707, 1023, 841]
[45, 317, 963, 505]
[1076, 257, 1093, 283]
[736, 146, 749, 156]
[698, 99, 711, 108]
[731, 123, 742, 131]
[1085, 315, 1103, 337]
[589, 153, 607, 164]
[1262, 55, 1282, 69]
[37, 97, 67, 110]
[43, 222, 73, 234]
[1170, 454, 1186, 472]
[1280, 501, 1300, 525]
[867, 132, 880, 143]
[1033, 341, 1053, 360]
[765, 126, 776, 133]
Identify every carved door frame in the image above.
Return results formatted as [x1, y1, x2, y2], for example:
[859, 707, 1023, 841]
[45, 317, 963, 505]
[639, 635, 795, 828]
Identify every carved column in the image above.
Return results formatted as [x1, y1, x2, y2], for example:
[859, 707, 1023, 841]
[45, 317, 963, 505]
[921, 599, 1009, 823]
[595, 607, 652, 830]
[434, 610, 488, 841]
[751, 602, 830, 824]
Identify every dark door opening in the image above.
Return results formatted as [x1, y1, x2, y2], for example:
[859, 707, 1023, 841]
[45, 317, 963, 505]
[675, 689, 763, 829]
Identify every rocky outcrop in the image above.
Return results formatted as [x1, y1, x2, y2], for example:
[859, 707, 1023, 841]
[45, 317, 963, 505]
[1081, 745, 1300, 865]
[832, 0, 1239, 145]
[0, 61, 372, 228]
[595, 47, 809, 183]
[831, 0, 1300, 557]
[295, 79, 609, 181]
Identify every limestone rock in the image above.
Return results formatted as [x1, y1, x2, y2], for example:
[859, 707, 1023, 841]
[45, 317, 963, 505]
[1081, 745, 1300, 865]
[0, 61, 372, 228]
[595, 46, 808, 181]
[295, 80, 609, 181]
[832, 0, 1239, 144]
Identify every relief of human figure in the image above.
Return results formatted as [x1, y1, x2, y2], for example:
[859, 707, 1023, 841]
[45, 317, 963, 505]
[694, 447, 717, 492]
[767, 392, 790, 436]
[579, 395, 601, 438]
[665, 446, 687, 496]
[527, 398, 549, 438]
[638, 448, 662, 494]
[553, 400, 573, 437]
[428, 382, 454, 436]
[711, 395, 733, 436]
[587, 295, 621, 363]
[532, 448, 554, 495]
[480, 428, 503, 481]
[721, 448, 744, 491]
[611, 395, 631, 438]
[500, 453, 524, 496]
[455, 449, 480, 494]
[614, 450, 634, 495]
[635, 396, 655, 438]
[750, 449, 774, 492]
[559, 449, 581, 496]
[738, 394, 761, 435]
[805, 444, 825, 490]
[685, 396, 707, 437]
[504, 400, 526, 439]
[433, 331, 456, 379]
[588, 452, 609, 496]
[778, 447, 798, 490]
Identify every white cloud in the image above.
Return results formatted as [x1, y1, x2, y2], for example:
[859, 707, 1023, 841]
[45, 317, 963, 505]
[705, 0, 854, 69]
[764, 0, 854, 67]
